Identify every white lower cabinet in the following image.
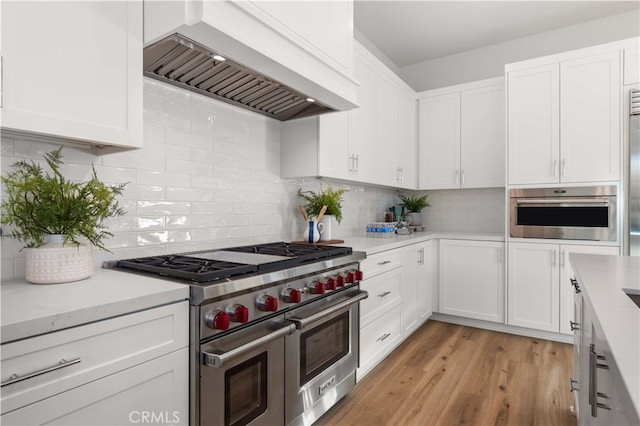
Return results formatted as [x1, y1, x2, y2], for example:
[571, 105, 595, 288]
[577, 293, 638, 425]
[357, 249, 403, 380]
[508, 242, 618, 333]
[439, 239, 505, 323]
[1, 301, 189, 424]
[1, 349, 188, 426]
[402, 241, 434, 335]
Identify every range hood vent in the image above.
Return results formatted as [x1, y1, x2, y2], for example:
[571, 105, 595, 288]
[144, 34, 337, 121]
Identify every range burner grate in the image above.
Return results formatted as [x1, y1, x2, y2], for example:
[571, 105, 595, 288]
[117, 255, 257, 282]
[115, 242, 353, 283]
[225, 242, 352, 263]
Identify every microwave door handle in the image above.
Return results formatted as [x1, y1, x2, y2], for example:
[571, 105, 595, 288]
[288, 290, 369, 330]
[516, 199, 609, 206]
[202, 322, 296, 368]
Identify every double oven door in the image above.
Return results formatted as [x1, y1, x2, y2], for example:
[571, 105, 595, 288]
[198, 317, 294, 426]
[284, 288, 368, 426]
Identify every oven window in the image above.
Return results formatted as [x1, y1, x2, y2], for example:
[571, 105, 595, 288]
[225, 353, 267, 426]
[300, 311, 349, 386]
[517, 206, 609, 227]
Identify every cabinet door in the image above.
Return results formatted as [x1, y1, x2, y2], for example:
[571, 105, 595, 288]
[439, 240, 505, 323]
[1, 349, 188, 426]
[402, 244, 419, 335]
[317, 113, 352, 180]
[507, 64, 560, 184]
[559, 245, 619, 335]
[508, 242, 560, 332]
[560, 52, 621, 183]
[376, 71, 399, 186]
[416, 240, 434, 322]
[418, 92, 461, 189]
[1, 1, 143, 148]
[461, 84, 505, 188]
[397, 85, 418, 189]
[349, 47, 377, 183]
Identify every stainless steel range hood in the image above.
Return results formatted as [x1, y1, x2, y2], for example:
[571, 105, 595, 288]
[144, 34, 336, 121]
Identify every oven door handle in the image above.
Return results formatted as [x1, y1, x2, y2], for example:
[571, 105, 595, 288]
[202, 322, 296, 368]
[288, 290, 369, 330]
[515, 198, 609, 206]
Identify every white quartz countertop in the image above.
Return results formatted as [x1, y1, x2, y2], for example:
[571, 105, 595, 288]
[1, 268, 189, 344]
[340, 231, 505, 255]
[569, 254, 640, 420]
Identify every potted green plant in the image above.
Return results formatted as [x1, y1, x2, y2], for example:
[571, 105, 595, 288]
[398, 193, 430, 226]
[1, 147, 127, 284]
[298, 186, 347, 241]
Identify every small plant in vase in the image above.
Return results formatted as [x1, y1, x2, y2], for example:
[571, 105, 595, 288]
[398, 193, 430, 227]
[1, 147, 127, 283]
[297, 186, 347, 242]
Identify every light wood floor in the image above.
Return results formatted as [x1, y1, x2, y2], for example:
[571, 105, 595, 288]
[318, 320, 577, 426]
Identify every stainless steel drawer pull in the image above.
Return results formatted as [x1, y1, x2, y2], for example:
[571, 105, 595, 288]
[1, 358, 81, 387]
[569, 378, 579, 392]
[377, 260, 392, 265]
[376, 333, 391, 342]
[570, 278, 581, 293]
[378, 291, 392, 298]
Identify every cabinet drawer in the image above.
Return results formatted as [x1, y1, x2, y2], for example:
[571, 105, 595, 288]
[358, 305, 402, 380]
[360, 268, 402, 326]
[1, 348, 188, 425]
[1, 301, 188, 414]
[359, 249, 403, 279]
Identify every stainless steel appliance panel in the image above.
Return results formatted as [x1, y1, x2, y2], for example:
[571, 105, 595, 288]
[199, 317, 294, 426]
[284, 288, 367, 426]
[510, 186, 617, 241]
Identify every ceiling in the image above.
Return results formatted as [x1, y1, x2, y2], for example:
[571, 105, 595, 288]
[354, 1, 640, 68]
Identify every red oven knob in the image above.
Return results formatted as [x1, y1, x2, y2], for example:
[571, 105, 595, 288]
[326, 278, 337, 290]
[257, 295, 278, 312]
[355, 270, 364, 281]
[205, 310, 230, 330]
[282, 288, 302, 304]
[310, 282, 326, 294]
[346, 271, 356, 283]
[226, 304, 249, 323]
[336, 275, 346, 287]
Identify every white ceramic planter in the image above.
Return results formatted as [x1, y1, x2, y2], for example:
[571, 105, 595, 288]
[406, 212, 423, 227]
[25, 235, 93, 284]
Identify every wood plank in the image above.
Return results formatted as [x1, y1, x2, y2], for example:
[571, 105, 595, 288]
[317, 320, 576, 426]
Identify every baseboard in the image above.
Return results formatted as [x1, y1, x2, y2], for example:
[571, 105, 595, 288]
[430, 313, 574, 344]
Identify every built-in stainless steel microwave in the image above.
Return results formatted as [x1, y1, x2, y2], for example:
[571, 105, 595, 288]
[510, 186, 617, 241]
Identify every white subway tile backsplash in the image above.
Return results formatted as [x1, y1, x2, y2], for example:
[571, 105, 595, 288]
[1, 78, 503, 280]
[137, 170, 191, 187]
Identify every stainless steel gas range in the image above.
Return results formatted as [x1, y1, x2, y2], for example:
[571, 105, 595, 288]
[110, 242, 367, 426]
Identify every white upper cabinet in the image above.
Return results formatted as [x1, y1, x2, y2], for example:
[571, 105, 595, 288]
[1, 1, 143, 149]
[419, 92, 461, 189]
[418, 78, 504, 190]
[560, 52, 620, 183]
[396, 85, 418, 189]
[281, 41, 418, 189]
[461, 84, 505, 188]
[507, 49, 621, 184]
[144, 0, 357, 112]
[507, 64, 560, 184]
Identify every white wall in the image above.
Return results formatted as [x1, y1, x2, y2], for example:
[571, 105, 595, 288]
[401, 10, 640, 91]
[0, 79, 399, 280]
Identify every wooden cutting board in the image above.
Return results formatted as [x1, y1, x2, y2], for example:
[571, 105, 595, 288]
[291, 239, 345, 246]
